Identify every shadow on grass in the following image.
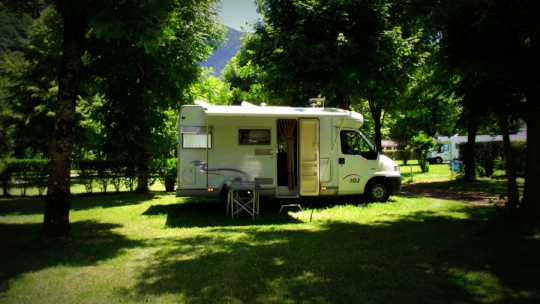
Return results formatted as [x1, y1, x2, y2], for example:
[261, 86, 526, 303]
[412, 178, 524, 196]
[143, 196, 375, 228]
[143, 199, 304, 228]
[0, 220, 142, 293]
[0, 192, 156, 216]
[122, 208, 540, 303]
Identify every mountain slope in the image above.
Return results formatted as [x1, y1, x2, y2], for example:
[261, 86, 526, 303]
[200, 27, 245, 77]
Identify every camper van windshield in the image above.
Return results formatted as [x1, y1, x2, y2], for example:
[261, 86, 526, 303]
[432, 143, 449, 153]
[340, 130, 377, 159]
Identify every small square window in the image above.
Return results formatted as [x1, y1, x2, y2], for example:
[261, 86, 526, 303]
[239, 129, 270, 145]
[181, 126, 212, 148]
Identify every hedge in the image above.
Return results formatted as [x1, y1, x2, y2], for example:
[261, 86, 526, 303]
[382, 150, 416, 165]
[457, 140, 526, 178]
[0, 158, 178, 196]
[0, 159, 50, 197]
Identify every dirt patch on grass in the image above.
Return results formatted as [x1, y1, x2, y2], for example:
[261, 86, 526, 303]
[400, 183, 499, 206]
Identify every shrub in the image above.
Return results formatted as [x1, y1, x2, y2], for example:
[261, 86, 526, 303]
[77, 160, 99, 193]
[475, 141, 502, 177]
[0, 158, 176, 195]
[458, 140, 526, 177]
[151, 157, 178, 192]
[77, 160, 138, 194]
[0, 159, 50, 196]
[409, 133, 436, 173]
[0, 160, 13, 196]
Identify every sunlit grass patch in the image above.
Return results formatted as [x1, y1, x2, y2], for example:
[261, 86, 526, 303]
[1, 189, 539, 303]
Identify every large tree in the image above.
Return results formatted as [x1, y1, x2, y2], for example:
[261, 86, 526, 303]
[240, 0, 421, 150]
[0, 9, 34, 158]
[3, 8, 64, 159]
[85, 1, 224, 192]
[2, 0, 224, 239]
[425, 0, 539, 224]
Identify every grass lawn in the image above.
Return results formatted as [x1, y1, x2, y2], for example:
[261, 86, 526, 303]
[1, 185, 539, 303]
[399, 160, 525, 198]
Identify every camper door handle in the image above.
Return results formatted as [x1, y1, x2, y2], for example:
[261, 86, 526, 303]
[339, 158, 345, 164]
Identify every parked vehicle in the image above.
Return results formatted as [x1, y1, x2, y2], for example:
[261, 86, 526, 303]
[427, 136, 467, 164]
[427, 132, 526, 164]
[176, 100, 401, 202]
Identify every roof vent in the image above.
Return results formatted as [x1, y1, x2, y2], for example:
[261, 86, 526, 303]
[309, 97, 325, 108]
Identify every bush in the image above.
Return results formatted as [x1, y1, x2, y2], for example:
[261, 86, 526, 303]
[458, 140, 526, 177]
[0, 158, 177, 195]
[409, 133, 436, 173]
[508, 141, 526, 176]
[77, 160, 138, 194]
[0, 159, 50, 196]
[0, 160, 13, 196]
[475, 141, 502, 177]
[151, 157, 178, 192]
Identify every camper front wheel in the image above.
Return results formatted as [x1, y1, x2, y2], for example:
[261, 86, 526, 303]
[364, 179, 390, 202]
[435, 157, 443, 164]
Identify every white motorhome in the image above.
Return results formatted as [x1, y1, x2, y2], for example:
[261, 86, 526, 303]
[427, 133, 522, 164]
[427, 136, 468, 164]
[176, 100, 401, 202]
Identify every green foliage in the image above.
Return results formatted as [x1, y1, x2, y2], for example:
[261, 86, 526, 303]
[509, 141, 527, 176]
[382, 150, 415, 164]
[0, 10, 33, 158]
[0, 158, 177, 196]
[2, 8, 63, 158]
[190, 70, 232, 105]
[237, 0, 424, 153]
[84, 0, 226, 162]
[389, 57, 462, 141]
[409, 132, 436, 172]
[458, 141, 527, 178]
[0, 159, 49, 196]
[77, 160, 138, 194]
[222, 53, 279, 105]
[0, 10, 33, 56]
[151, 157, 178, 192]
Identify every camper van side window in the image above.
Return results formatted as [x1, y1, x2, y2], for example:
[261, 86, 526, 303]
[239, 129, 270, 145]
[181, 126, 212, 148]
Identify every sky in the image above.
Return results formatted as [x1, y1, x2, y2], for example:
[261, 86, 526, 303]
[219, 0, 262, 31]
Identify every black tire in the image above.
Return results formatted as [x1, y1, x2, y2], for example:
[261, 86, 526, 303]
[435, 157, 443, 164]
[220, 188, 229, 204]
[363, 179, 390, 202]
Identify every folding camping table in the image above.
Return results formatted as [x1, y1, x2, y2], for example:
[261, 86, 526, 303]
[227, 181, 260, 219]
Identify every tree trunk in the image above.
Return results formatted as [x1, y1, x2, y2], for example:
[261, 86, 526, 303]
[522, 26, 540, 227]
[137, 146, 151, 193]
[522, 99, 540, 225]
[498, 113, 520, 214]
[343, 94, 351, 110]
[463, 109, 479, 180]
[41, 12, 88, 240]
[369, 98, 383, 152]
[137, 103, 150, 193]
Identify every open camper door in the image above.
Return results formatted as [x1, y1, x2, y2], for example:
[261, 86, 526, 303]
[299, 119, 320, 196]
